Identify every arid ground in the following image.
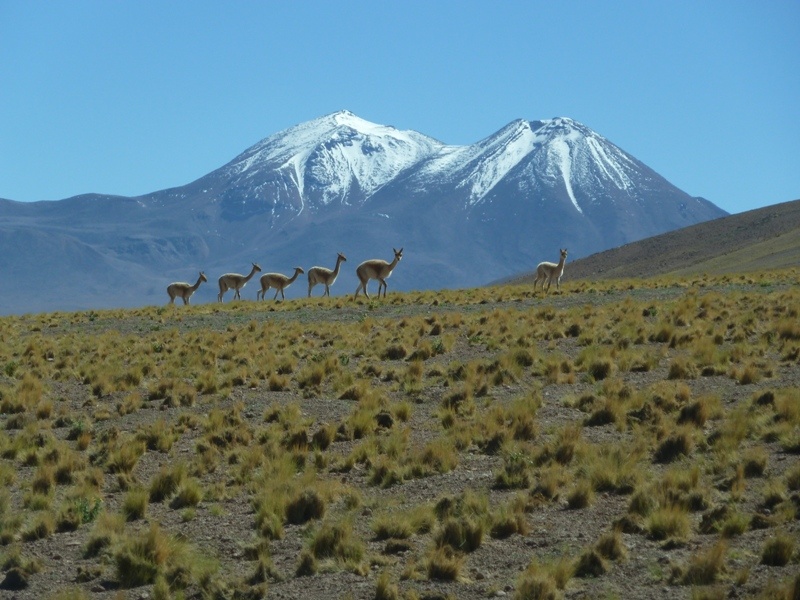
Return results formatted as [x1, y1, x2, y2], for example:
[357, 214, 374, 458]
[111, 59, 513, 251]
[1, 271, 799, 599]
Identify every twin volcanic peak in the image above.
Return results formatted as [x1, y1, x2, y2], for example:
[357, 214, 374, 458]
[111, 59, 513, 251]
[203, 110, 643, 214]
[3, 110, 701, 221]
[0, 110, 727, 314]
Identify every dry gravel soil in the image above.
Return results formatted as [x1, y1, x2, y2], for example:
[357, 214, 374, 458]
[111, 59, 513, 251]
[1, 281, 799, 600]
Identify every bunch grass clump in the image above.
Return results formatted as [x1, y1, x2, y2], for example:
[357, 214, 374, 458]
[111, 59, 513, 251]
[760, 534, 795, 567]
[113, 522, 217, 590]
[680, 541, 727, 585]
[307, 519, 365, 572]
[425, 546, 464, 581]
[646, 504, 691, 542]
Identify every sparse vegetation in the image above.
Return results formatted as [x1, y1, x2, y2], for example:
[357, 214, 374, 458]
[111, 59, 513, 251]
[0, 271, 798, 598]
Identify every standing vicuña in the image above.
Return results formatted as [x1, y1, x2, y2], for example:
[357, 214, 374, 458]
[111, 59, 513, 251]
[533, 248, 568, 292]
[257, 267, 304, 301]
[307, 253, 347, 297]
[218, 263, 261, 302]
[167, 272, 207, 305]
[354, 248, 403, 299]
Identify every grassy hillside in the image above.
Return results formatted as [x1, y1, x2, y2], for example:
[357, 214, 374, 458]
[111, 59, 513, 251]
[670, 229, 800, 276]
[501, 198, 800, 285]
[0, 272, 799, 599]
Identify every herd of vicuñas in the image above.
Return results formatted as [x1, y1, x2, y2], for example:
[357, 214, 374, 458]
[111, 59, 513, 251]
[168, 248, 407, 306]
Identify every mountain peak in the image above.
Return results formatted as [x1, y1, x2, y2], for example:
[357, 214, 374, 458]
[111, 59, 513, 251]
[218, 110, 443, 208]
[327, 109, 375, 129]
[318, 110, 396, 137]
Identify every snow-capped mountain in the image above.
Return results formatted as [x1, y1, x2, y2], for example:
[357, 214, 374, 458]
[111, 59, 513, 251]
[184, 110, 444, 222]
[223, 111, 443, 204]
[0, 110, 726, 314]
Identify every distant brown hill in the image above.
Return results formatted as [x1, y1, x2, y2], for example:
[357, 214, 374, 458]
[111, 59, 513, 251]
[499, 198, 800, 284]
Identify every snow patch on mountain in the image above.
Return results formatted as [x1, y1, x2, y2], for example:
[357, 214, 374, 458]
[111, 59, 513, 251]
[460, 120, 544, 206]
[549, 137, 583, 213]
[409, 116, 638, 212]
[585, 136, 634, 191]
[413, 120, 547, 204]
[222, 110, 443, 206]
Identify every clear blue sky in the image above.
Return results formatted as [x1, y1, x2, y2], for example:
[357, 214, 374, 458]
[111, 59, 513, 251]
[2, 1, 798, 214]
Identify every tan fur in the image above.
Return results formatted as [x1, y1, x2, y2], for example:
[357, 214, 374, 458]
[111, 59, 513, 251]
[167, 271, 207, 305]
[218, 263, 261, 302]
[257, 267, 304, 301]
[533, 248, 568, 292]
[307, 253, 347, 297]
[354, 248, 403, 299]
